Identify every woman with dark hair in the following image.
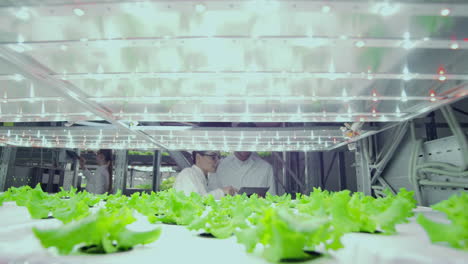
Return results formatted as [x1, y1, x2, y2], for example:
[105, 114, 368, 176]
[173, 151, 237, 199]
[79, 149, 113, 194]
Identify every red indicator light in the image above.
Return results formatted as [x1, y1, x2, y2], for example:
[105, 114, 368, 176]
[429, 89, 437, 101]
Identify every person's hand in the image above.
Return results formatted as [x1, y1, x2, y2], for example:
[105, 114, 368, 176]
[79, 157, 86, 170]
[222, 186, 238, 196]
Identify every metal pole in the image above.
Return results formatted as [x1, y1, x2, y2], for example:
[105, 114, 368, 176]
[370, 122, 409, 185]
[425, 112, 438, 141]
[46, 150, 58, 193]
[47, 167, 55, 193]
[272, 152, 305, 190]
[129, 168, 134, 188]
[338, 152, 347, 190]
[152, 150, 162, 192]
[304, 151, 309, 193]
[0, 147, 17, 191]
[114, 150, 128, 194]
[318, 152, 324, 189]
[282, 151, 287, 193]
[355, 141, 372, 195]
[71, 149, 80, 188]
[323, 152, 338, 186]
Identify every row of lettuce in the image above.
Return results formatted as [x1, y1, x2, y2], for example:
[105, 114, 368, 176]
[0, 185, 466, 262]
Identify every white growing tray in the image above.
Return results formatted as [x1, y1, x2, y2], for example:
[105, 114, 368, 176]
[0, 202, 466, 264]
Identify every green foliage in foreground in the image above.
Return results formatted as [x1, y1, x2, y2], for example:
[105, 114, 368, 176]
[233, 188, 417, 262]
[7, 184, 465, 261]
[33, 208, 161, 254]
[0, 185, 95, 223]
[417, 192, 468, 250]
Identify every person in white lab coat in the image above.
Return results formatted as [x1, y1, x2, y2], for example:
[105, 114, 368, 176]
[208, 151, 276, 195]
[173, 151, 237, 199]
[79, 149, 112, 194]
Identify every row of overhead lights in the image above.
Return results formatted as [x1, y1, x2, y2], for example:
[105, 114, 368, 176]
[0, 132, 337, 150]
[3, 72, 460, 82]
[12, 3, 456, 20]
[0, 128, 342, 138]
[0, 140, 332, 151]
[0, 111, 415, 122]
[0, 140, 333, 151]
[9, 35, 466, 51]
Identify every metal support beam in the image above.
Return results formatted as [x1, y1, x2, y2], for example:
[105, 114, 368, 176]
[152, 150, 162, 192]
[286, 152, 292, 192]
[44, 149, 64, 193]
[282, 151, 288, 193]
[376, 177, 396, 195]
[370, 122, 409, 185]
[273, 152, 305, 191]
[338, 152, 347, 190]
[425, 112, 438, 141]
[291, 152, 299, 193]
[71, 149, 80, 188]
[0, 147, 17, 191]
[114, 150, 128, 193]
[323, 152, 338, 186]
[129, 168, 134, 188]
[271, 152, 287, 194]
[318, 152, 324, 188]
[46, 166, 55, 193]
[355, 141, 372, 195]
[304, 151, 309, 192]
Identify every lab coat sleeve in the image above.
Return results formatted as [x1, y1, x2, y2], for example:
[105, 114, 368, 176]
[81, 169, 94, 193]
[173, 170, 199, 196]
[82, 168, 109, 194]
[99, 169, 110, 194]
[82, 169, 93, 180]
[266, 165, 277, 195]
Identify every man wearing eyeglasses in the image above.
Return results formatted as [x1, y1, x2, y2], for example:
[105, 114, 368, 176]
[173, 151, 237, 199]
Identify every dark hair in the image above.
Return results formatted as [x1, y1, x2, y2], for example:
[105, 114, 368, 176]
[97, 149, 113, 193]
[191, 151, 220, 165]
[192, 151, 199, 165]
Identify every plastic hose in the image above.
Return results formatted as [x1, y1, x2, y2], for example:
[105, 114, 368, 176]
[408, 126, 423, 205]
[416, 161, 464, 172]
[441, 106, 468, 170]
[417, 167, 468, 177]
[419, 179, 468, 189]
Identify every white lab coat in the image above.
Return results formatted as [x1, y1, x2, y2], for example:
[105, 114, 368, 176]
[173, 165, 225, 199]
[208, 153, 276, 195]
[82, 165, 110, 194]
